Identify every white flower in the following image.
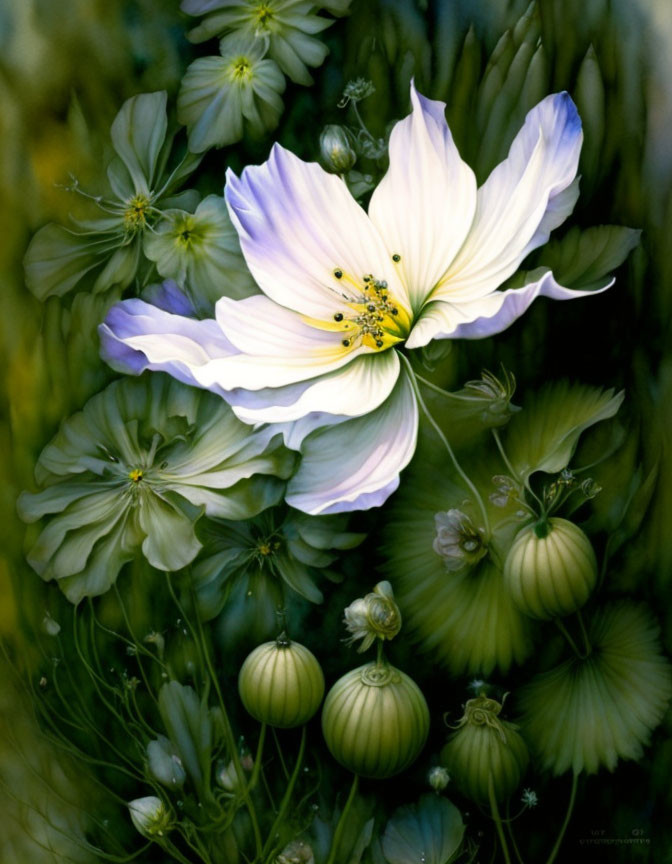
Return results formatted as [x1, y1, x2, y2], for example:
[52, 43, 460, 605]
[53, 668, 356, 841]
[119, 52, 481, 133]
[433, 509, 487, 571]
[521, 788, 539, 808]
[343, 580, 401, 652]
[100, 83, 612, 516]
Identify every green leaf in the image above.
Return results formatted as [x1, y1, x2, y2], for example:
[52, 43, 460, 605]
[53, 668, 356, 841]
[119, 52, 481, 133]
[158, 681, 212, 798]
[536, 225, 641, 291]
[138, 492, 203, 571]
[505, 381, 625, 479]
[110, 91, 169, 194]
[382, 795, 465, 864]
[23, 223, 120, 300]
[275, 553, 324, 604]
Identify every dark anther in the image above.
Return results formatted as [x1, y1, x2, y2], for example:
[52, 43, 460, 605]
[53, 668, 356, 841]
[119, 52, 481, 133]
[334, 312, 344, 322]
[391, 308, 399, 315]
[376, 339, 384, 347]
[342, 339, 351, 347]
[392, 253, 401, 262]
[334, 269, 343, 279]
[367, 304, 375, 312]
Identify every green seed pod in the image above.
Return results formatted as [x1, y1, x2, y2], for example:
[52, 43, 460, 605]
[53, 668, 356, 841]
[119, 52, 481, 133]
[321, 661, 430, 779]
[503, 518, 598, 620]
[238, 636, 325, 728]
[440, 696, 528, 805]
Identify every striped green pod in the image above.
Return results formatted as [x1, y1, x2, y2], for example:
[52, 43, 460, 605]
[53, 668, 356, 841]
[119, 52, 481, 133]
[321, 662, 430, 779]
[440, 696, 528, 804]
[503, 518, 598, 620]
[238, 637, 325, 728]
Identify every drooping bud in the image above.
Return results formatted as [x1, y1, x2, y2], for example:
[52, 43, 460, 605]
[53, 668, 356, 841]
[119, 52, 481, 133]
[320, 125, 357, 173]
[128, 796, 172, 838]
[147, 736, 186, 789]
[433, 510, 487, 571]
[440, 696, 528, 804]
[338, 77, 376, 107]
[343, 581, 401, 652]
[463, 367, 519, 425]
[428, 765, 450, 792]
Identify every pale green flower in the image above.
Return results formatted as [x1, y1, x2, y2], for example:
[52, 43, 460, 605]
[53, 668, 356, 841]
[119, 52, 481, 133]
[24, 92, 201, 300]
[178, 35, 285, 152]
[143, 194, 257, 312]
[17, 374, 294, 603]
[128, 796, 172, 838]
[182, 0, 338, 85]
[343, 581, 402, 653]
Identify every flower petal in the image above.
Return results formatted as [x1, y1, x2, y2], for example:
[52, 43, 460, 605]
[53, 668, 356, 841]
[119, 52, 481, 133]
[225, 143, 410, 319]
[226, 349, 400, 425]
[406, 269, 612, 348]
[432, 92, 583, 303]
[368, 82, 477, 312]
[99, 299, 237, 395]
[285, 369, 418, 515]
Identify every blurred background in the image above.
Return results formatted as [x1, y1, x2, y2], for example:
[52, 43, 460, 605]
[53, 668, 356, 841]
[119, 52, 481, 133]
[0, 0, 670, 860]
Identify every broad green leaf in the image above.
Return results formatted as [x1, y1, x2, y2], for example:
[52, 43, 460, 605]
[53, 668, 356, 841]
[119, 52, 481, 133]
[158, 681, 212, 797]
[537, 225, 641, 291]
[110, 91, 169, 194]
[23, 223, 119, 300]
[275, 553, 323, 604]
[382, 795, 465, 864]
[505, 381, 625, 479]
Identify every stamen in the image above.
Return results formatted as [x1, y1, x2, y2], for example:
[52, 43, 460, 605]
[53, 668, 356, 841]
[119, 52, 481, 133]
[392, 253, 401, 262]
[334, 268, 343, 279]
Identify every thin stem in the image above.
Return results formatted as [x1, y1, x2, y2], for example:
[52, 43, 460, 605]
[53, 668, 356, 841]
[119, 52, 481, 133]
[261, 726, 307, 858]
[271, 726, 290, 781]
[505, 800, 525, 864]
[554, 619, 587, 660]
[545, 773, 579, 864]
[488, 774, 512, 864]
[576, 610, 592, 656]
[326, 774, 360, 864]
[491, 428, 523, 486]
[402, 355, 491, 538]
[248, 723, 267, 792]
[415, 373, 483, 403]
[376, 640, 384, 667]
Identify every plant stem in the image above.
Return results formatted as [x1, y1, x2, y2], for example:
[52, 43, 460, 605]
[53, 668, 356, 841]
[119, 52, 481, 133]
[262, 726, 307, 859]
[554, 619, 587, 660]
[248, 723, 266, 792]
[505, 801, 526, 864]
[491, 428, 523, 486]
[488, 774, 512, 864]
[326, 774, 360, 864]
[376, 640, 384, 667]
[545, 773, 579, 864]
[576, 610, 592, 656]
[402, 355, 491, 538]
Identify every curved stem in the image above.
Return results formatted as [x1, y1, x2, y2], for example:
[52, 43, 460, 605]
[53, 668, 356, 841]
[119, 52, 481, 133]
[491, 428, 523, 486]
[545, 773, 579, 864]
[505, 800, 525, 864]
[261, 726, 307, 859]
[402, 356, 491, 538]
[415, 373, 483, 403]
[326, 774, 360, 864]
[576, 610, 592, 656]
[248, 722, 267, 792]
[488, 774, 512, 864]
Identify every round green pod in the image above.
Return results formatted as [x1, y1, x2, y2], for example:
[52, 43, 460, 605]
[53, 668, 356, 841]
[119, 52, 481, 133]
[503, 517, 597, 620]
[440, 696, 528, 804]
[238, 637, 325, 728]
[321, 662, 430, 779]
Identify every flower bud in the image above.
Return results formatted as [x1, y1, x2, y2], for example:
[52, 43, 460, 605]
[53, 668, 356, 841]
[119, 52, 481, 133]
[428, 765, 450, 792]
[147, 736, 186, 788]
[277, 840, 315, 864]
[338, 77, 376, 107]
[440, 696, 528, 804]
[343, 581, 401, 652]
[320, 125, 357, 173]
[128, 796, 172, 838]
[503, 518, 598, 620]
[433, 510, 487, 571]
[238, 635, 325, 728]
[322, 661, 429, 779]
[216, 759, 242, 792]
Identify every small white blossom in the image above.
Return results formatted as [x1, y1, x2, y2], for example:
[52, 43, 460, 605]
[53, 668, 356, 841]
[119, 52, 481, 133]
[433, 510, 487, 571]
[521, 788, 539, 808]
[128, 796, 172, 838]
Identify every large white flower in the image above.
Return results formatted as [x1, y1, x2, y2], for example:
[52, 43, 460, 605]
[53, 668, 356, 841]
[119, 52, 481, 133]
[100, 83, 609, 515]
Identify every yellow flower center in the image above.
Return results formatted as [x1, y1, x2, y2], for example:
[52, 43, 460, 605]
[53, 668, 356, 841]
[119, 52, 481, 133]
[305, 262, 412, 352]
[123, 194, 150, 232]
[129, 468, 144, 483]
[254, 3, 274, 29]
[229, 56, 254, 82]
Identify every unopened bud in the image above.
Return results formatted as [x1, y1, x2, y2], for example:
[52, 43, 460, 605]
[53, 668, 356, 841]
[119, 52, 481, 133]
[320, 125, 357, 173]
[343, 581, 401, 652]
[128, 796, 172, 838]
[428, 765, 450, 792]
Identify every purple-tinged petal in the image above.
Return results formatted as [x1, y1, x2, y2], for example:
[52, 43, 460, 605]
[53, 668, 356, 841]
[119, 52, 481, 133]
[141, 280, 197, 317]
[368, 81, 477, 311]
[285, 369, 418, 515]
[225, 144, 410, 319]
[432, 92, 583, 304]
[407, 270, 612, 348]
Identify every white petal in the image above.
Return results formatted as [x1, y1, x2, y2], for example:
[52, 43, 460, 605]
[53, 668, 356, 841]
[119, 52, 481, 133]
[433, 92, 583, 303]
[368, 82, 477, 311]
[406, 270, 613, 348]
[99, 299, 236, 396]
[225, 144, 410, 319]
[285, 369, 418, 515]
[228, 350, 401, 424]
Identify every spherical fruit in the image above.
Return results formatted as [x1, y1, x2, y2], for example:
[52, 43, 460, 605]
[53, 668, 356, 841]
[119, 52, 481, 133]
[238, 637, 325, 728]
[321, 661, 430, 779]
[440, 696, 528, 804]
[503, 517, 598, 620]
